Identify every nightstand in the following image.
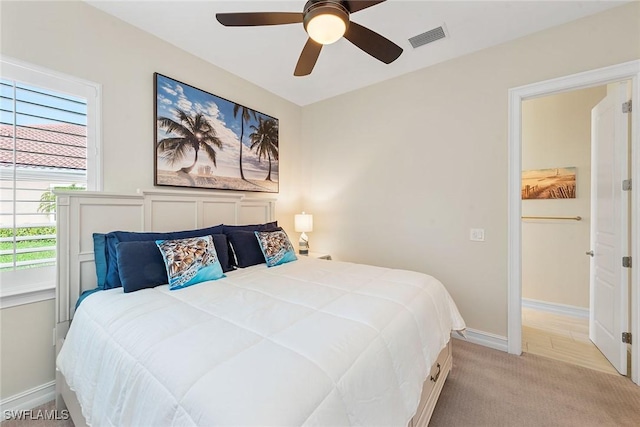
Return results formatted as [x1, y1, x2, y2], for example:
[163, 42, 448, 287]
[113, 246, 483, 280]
[301, 252, 332, 260]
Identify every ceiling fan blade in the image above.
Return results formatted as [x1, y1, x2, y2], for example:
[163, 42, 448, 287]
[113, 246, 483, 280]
[294, 38, 323, 76]
[343, 21, 402, 64]
[216, 12, 303, 27]
[344, 1, 387, 14]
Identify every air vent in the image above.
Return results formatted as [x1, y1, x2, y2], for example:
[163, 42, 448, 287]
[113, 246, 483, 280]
[408, 26, 446, 49]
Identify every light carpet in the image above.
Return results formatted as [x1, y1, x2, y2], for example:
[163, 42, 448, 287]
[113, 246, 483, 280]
[430, 339, 640, 426]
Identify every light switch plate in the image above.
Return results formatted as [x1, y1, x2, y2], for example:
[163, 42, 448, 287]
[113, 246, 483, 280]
[470, 228, 485, 242]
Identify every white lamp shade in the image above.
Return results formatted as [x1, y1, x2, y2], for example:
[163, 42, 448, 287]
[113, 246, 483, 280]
[294, 213, 313, 233]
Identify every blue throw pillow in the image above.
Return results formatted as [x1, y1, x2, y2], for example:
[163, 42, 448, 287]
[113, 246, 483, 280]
[211, 234, 233, 273]
[103, 225, 224, 289]
[116, 241, 168, 293]
[105, 231, 169, 289]
[255, 229, 297, 267]
[156, 235, 225, 290]
[92, 233, 108, 289]
[222, 221, 278, 268]
[226, 230, 268, 268]
[223, 222, 278, 268]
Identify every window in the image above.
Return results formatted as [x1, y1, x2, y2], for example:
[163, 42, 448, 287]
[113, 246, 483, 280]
[0, 57, 101, 304]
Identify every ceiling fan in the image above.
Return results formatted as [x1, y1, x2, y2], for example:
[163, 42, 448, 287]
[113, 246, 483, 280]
[216, 0, 403, 76]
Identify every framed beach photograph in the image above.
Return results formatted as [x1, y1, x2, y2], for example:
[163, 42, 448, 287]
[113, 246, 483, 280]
[154, 73, 279, 193]
[521, 167, 576, 199]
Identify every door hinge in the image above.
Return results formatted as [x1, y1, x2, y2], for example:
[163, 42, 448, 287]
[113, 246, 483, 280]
[622, 256, 632, 268]
[623, 100, 632, 113]
[622, 179, 632, 191]
[622, 332, 632, 344]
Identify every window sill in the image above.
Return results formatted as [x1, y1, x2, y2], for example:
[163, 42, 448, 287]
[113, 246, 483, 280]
[0, 282, 55, 309]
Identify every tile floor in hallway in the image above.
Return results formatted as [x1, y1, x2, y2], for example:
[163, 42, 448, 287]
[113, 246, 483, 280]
[522, 307, 620, 375]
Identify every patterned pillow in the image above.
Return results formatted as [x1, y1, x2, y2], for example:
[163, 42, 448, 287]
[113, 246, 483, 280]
[155, 235, 224, 290]
[255, 229, 297, 267]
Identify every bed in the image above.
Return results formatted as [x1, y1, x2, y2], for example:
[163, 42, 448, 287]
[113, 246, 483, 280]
[54, 190, 465, 427]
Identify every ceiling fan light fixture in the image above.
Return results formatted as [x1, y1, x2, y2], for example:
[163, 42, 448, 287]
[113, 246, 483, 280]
[306, 14, 346, 44]
[303, 1, 349, 45]
[217, 1, 402, 76]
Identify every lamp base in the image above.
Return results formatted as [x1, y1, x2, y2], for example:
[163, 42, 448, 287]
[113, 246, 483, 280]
[299, 233, 309, 255]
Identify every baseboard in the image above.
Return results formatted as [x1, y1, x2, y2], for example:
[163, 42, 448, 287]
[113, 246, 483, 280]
[452, 328, 508, 352]
[0, 380, 55, 413]
[523, 298, 589, 319]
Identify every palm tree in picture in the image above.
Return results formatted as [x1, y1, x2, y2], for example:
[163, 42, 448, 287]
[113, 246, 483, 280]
[233, 103, 257, 180]
[157, 108, 223, 182]
[249, 118, 279, 181]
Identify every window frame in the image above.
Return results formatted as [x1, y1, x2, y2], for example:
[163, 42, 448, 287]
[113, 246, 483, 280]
[0, 56, 102, 308]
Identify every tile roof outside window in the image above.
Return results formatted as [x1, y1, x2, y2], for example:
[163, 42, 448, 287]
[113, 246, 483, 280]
[0, 123, 86, 170]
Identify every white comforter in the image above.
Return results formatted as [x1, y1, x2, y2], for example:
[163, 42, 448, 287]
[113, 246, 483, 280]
[57, 258, 465, 427]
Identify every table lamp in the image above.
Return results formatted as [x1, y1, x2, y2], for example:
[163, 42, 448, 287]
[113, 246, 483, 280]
[294, 212, 313, 255]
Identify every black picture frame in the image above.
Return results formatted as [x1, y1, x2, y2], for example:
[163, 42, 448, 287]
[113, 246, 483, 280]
[154, 73, 279, 193]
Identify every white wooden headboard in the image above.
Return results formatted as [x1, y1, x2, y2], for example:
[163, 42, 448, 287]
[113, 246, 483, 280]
[55, 189, 275, 332]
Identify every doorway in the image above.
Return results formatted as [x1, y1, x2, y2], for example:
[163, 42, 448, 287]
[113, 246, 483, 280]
[506, 60, 640, 385]
[520, 86, 618, 375]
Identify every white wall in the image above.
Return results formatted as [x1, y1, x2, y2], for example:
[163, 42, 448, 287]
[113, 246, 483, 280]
[0, 300, 55, 399]
[300, 2, 640, 337]
[521, 87, 606, 309]
[0, 0, 302, 401]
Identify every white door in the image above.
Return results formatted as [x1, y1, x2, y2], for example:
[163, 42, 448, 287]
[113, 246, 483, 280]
[589, 82, 630, 375]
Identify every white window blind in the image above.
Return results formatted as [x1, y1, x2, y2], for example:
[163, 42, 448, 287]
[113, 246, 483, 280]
[0, 57, 101, 302]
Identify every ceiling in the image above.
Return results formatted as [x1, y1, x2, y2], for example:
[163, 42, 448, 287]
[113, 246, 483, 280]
[86, 1, 628, 106]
